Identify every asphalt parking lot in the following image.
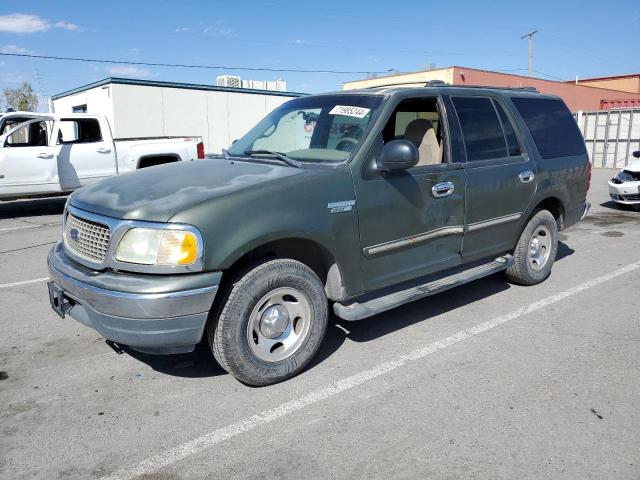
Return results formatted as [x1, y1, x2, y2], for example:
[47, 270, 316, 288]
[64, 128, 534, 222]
[1, 168, 639, 480]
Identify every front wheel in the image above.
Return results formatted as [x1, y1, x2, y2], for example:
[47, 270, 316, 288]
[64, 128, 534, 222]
[505, 209, 558, 286]
[208, 259, 328, 386]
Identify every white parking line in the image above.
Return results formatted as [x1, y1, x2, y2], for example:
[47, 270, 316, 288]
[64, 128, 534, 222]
[101, 261, 640, 480]
[0, 277, 49, 289]
[0, 223, 60, 232]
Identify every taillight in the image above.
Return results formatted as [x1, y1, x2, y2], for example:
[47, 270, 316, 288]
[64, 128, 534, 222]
[197, 142, 205, 160]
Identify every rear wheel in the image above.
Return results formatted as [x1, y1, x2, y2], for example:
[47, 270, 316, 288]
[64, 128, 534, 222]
[209, 259, 328, 386]
[505, 209, 558, 286]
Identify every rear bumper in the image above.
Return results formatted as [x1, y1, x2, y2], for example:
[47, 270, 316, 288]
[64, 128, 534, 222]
[47, 241, 221, 353]
[563, 201, 590, 229]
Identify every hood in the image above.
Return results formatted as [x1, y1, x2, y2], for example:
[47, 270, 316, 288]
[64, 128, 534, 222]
[624, 158, 640, 173]
[70, 158, 308, 222]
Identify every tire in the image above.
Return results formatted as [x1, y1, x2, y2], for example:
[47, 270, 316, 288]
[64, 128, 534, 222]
[505, 209, 558, 286]
[208, 259, 328, 386]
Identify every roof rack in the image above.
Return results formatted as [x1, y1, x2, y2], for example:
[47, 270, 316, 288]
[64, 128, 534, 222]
[365, 80, 448, 89]
[363, 81, 538, 93]
[451, 85, 539, 92]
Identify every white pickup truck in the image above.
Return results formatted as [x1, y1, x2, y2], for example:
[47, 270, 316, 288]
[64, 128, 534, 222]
[0, 112, 204, 200]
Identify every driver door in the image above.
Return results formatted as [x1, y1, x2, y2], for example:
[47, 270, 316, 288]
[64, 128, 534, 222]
[0, 119, 60, 195]
[352, 96, 466, 292]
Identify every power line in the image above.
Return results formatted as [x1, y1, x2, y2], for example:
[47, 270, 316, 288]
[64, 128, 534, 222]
[495, 67, 567, 81]
[0, 52, 393, 75]
[530, 69, 566, 81]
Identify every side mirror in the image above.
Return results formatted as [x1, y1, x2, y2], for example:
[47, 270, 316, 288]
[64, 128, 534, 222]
[633, 150, 640, 159]
[377, 139, 419, 171]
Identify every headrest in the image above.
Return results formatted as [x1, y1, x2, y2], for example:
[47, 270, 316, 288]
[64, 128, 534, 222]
[404, 119, 434, 146]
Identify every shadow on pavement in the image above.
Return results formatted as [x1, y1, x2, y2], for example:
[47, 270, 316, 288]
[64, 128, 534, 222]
[122, 341, 226, 378]
[123, 242, 579, 380]
[0, 196, 68, 219]
[326, 273, 511, 346]
[556, 241, 575, 261]
[599, 200, 640, 213]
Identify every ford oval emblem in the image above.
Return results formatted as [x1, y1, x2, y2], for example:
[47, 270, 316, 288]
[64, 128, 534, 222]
[70, 228, 80, 241]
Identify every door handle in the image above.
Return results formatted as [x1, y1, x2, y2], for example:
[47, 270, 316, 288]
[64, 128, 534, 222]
[37, 153, 54, 159]
[96, 147, 111, 154]
[519, 169, 535, 183]
[432, 181, 455, 198]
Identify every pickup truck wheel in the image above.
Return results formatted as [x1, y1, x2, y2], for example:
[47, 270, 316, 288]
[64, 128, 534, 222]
[505, 209, 558, 286]
[209, 259, 328, 386]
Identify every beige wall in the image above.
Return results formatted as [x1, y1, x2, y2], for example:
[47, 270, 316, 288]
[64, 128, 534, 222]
[343, 68, 454, 90]
[575, 77, 640, 94]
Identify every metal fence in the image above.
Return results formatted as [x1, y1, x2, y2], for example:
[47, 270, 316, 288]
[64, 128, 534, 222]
[576, 109, 640, 168]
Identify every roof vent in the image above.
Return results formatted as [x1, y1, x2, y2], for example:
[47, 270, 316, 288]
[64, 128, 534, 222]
[425, 80, 447, 86]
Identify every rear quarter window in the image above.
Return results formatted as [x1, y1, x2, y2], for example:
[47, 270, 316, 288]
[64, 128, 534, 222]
[511, 97, 586, 159]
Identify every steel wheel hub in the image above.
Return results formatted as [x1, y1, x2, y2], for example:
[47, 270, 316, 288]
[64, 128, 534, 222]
[247, 287, 312, 362]
[528, 225, 552, 270]
[259, 305, 290, 338]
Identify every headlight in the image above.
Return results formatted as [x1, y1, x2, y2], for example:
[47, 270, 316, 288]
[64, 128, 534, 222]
[616, 170, 636, 183]
[115, 228, 200, 266]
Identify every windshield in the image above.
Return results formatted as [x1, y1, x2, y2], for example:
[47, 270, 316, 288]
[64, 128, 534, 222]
[0, 117, 33, 136]
[227, 95, 383, 163]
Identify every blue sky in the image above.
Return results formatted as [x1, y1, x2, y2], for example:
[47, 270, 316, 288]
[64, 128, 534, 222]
[1, 0, 638, 109]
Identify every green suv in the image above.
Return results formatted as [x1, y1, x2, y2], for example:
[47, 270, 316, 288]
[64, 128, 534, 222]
[47, 84, 591, 386]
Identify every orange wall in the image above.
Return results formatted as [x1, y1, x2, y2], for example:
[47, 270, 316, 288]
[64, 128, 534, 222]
[452, 67, 640, 111]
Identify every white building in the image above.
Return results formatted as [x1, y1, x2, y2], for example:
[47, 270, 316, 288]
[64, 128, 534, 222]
[51, 77, 303, 153]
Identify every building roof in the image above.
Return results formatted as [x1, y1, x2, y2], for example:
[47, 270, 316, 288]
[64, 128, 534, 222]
[342, 66, 455, 86]
[51, 77, 306, 100]
[344, 66, 639, 94]
[567, 73, 640, 82]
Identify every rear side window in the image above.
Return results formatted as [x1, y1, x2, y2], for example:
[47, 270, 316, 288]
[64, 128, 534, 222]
[494, 101, 521, 157]
[511, 98, 586, 159]
[59, 118, 102, 144]
[452, 97, 507, 161]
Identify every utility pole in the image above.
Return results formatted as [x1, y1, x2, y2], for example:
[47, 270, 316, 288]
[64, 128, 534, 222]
[520, 30, 538, 77]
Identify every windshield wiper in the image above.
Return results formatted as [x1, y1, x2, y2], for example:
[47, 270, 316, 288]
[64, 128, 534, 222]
[243, 149, 300, 168]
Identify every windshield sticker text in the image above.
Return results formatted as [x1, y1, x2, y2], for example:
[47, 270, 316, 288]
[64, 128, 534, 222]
[329, 105, 371, 119]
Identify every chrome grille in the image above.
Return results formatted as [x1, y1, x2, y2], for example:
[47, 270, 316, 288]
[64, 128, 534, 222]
[64, 212, 111, 262]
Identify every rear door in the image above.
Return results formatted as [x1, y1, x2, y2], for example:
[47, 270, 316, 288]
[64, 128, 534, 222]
[55, 117, 116, 189]
[449, 95, 536, 261]
[353, 95, 466, 292]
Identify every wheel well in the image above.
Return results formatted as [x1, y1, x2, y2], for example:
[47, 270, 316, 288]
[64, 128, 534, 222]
[533, 197, 565, 230]
[137, 155, 180, 169]
[224, 238, 345, 300]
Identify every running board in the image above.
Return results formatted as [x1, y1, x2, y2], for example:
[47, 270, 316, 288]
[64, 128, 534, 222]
[334, 255, 513, 321]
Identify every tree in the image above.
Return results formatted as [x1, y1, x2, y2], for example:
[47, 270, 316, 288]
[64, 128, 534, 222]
[3, 82, 38, 111]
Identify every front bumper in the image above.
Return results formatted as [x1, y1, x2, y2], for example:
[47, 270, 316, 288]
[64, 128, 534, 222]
[608, 180, 640, 205]
[47, 241, 221, 354]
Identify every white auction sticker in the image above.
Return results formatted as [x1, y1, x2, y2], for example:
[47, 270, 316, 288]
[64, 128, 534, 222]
[329, 105, 371, 119]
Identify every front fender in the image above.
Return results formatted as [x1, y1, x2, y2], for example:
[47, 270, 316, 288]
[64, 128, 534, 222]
[169, 165, 365, 297]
